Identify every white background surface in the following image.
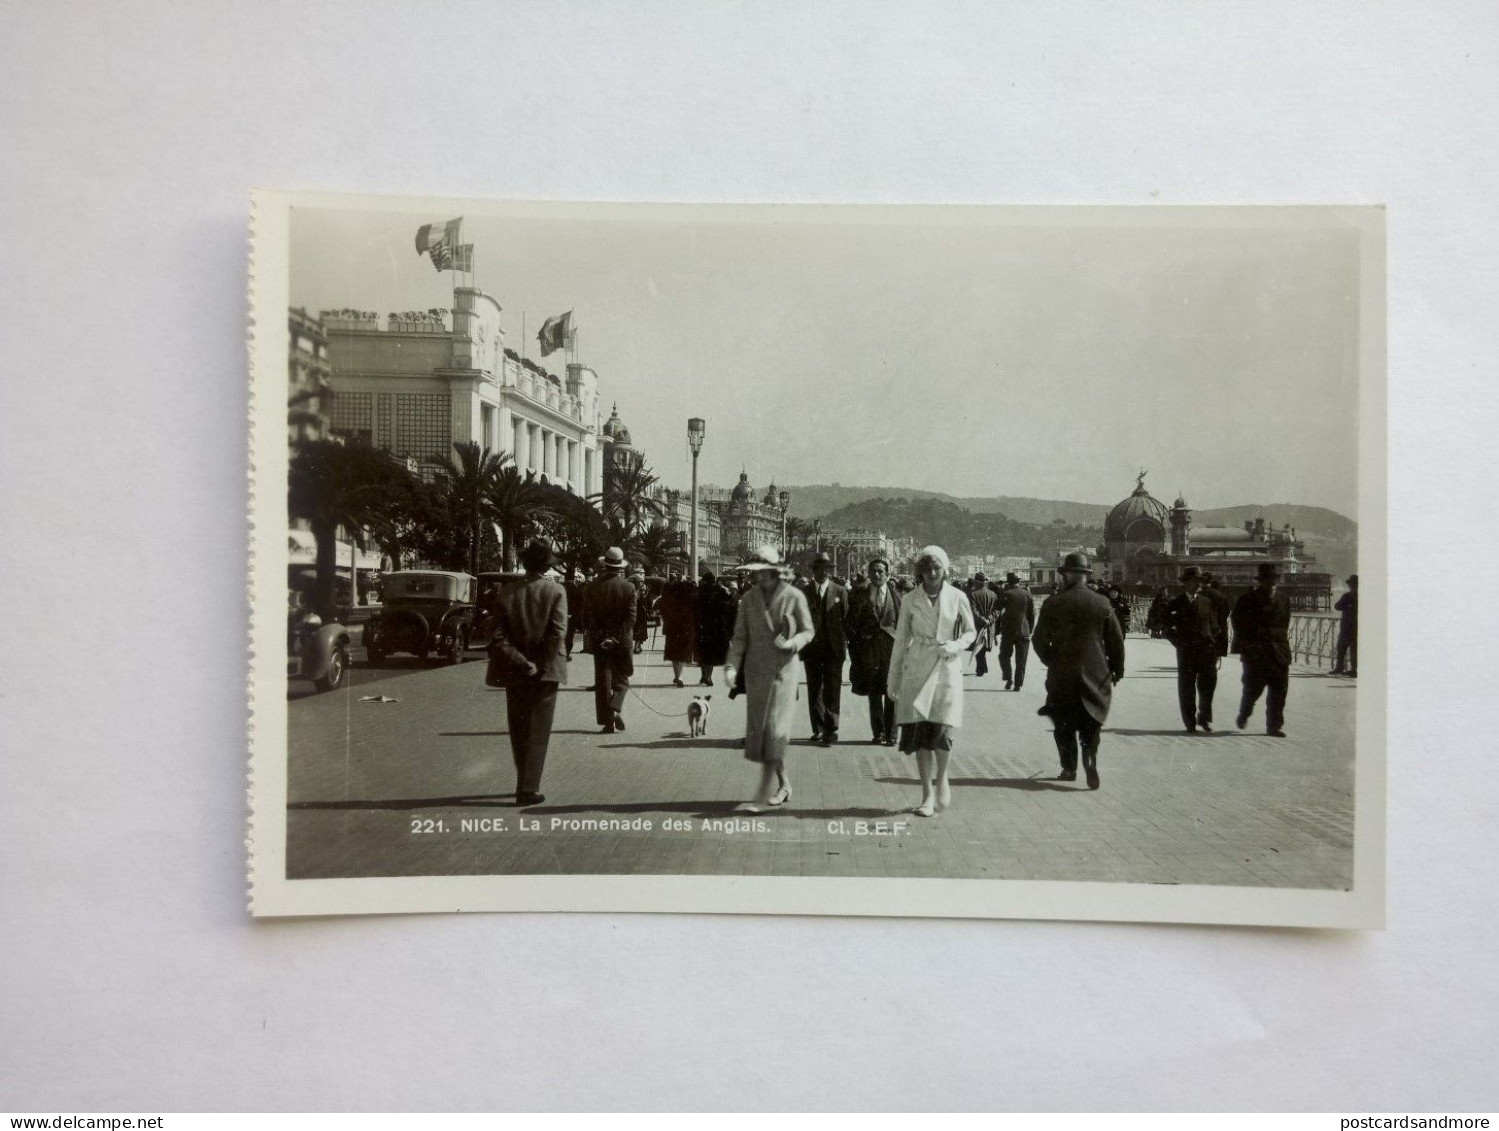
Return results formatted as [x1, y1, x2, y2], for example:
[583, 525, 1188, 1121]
[2, 0, 1495, 1113]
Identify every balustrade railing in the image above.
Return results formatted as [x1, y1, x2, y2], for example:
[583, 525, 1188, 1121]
[1288, 611, 1339, 667]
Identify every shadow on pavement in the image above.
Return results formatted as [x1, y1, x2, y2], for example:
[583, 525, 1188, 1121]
[437, 729, 601, 737]
[288, 654, 482, 701]
[597, 738, 744, 751]
[877, 776, 1080, 793]
[289, 793, 515, 811]
[1103, 727, 1241, 737]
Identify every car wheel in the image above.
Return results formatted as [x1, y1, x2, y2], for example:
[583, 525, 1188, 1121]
[365, 643, 385, 665]
[316, 645, 348, 692]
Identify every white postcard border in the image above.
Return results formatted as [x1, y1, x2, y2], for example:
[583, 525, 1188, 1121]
[248, 190, 1385, 927]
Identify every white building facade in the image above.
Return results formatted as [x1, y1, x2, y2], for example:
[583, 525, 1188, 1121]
[320, 286, 606, 498]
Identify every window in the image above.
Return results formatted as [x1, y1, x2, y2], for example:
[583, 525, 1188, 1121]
[481, 404, 496, 451]
[394, 393, 452, 460]
[328, 391, 374, 445]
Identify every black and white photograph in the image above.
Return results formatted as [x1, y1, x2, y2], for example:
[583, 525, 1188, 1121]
[250, 194, 1385, 925]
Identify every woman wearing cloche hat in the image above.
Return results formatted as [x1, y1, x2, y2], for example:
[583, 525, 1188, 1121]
[722, 546, 815, 812]
[887, 545, 977, 817]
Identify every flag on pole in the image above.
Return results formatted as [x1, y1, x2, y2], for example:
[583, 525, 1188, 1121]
[452, 244, 474, 273]
[538, 310, 573, 356]
[415, 218, 463, 271]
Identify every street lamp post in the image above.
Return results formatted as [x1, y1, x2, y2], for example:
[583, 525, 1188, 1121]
[687, 418, 706, 579]
[778, 489, 790, 558]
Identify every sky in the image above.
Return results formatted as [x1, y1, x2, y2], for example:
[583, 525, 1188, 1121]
[290, 203, 1365, 519]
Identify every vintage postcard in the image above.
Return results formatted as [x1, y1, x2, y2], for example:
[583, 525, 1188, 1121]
[248, 192, 1384, 925]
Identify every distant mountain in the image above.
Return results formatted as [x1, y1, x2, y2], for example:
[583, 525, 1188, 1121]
[787, 485, 1356, 577]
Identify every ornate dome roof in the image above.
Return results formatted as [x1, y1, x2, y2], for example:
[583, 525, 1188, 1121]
[601, 403, 632, 445]
[731, 471, 752, 503]
[1105, 473, 1170, 542]
[763, 481, 780, 506]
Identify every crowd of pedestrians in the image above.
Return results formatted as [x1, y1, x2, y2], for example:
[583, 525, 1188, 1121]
[480, 535, 1356, 813]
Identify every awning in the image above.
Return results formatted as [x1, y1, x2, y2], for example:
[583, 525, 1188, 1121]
[287, 529, 385, 570]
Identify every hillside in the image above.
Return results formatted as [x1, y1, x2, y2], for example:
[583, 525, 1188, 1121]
[798, 487, 1357, 577]
[817, 496, 1101, 562]
[785, 483, 1106, 527]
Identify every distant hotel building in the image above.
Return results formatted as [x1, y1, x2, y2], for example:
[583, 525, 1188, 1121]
[715, 473, 785, 566]
[315, 285, 606, 498]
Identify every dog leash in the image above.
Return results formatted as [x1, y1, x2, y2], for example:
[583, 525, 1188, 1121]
[624, 685, 693, 718]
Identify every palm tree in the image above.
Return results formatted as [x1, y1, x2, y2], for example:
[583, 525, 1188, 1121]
[543, 490, 610, 577]
[785, 516, 810, 555]
[593, 451, 666, 538]
[427, 441, 512, 577]
[629, 523, 688, 576]
[289, 438, 408, 618]
[485, 464, 559, 569]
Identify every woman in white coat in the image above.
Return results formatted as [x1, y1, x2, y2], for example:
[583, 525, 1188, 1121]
[888, 545, 976, 817]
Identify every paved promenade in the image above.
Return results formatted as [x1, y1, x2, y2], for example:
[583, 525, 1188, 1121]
[286, 630, 1356, 888]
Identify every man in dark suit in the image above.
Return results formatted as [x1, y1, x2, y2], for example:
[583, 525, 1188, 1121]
[799, 550, 848, 746]
[846, 555, 902, 745]
[1232, 562, 1293, 737]
[1164, 565, 1222, 733]
[583, 546, 637, 734]
[1333, 574, 1358, 677]
[967, 572, 999, 678]
[996, 572, 1037, 691]
[486, 539, 569, 807]
[1033, 553, 1126, 790]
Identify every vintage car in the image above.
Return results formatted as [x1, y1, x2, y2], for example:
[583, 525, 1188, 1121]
[362, 570, 497, 665]
[286, 591, 352, 692]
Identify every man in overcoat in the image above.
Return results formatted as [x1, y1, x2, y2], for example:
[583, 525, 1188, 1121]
[486, 539, 569, 807]
[846, 555, 902, 745]
[995, 572, 1037, 691]
[799, 551, 849, 746]
[1032, 553, 1126, 789]
[1164, 565, 1222, 733]
[1333, 574, 1358, 677]
[583, 547, 637, 734]
[967, 572, 999, 678]
[1231, 561, 1292, 737]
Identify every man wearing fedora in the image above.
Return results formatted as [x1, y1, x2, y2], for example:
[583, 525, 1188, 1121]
[967, 572, 999, 678]
[583, 546, 638, 734]
[485, 539, 569, 807]
[1232, 561, 1293, 737]
[1333, 574, 1358, 677]
[800, 550, 849, 746]
[1164, 565, 1223, 733]
[1032, 552, 1125, 789]
[995, 571, 1036, 691]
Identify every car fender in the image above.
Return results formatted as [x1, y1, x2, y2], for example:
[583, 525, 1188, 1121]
[305, 623, 351, 679]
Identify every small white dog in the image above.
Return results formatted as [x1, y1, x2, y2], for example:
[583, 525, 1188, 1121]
[687, 695, 712, 738]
